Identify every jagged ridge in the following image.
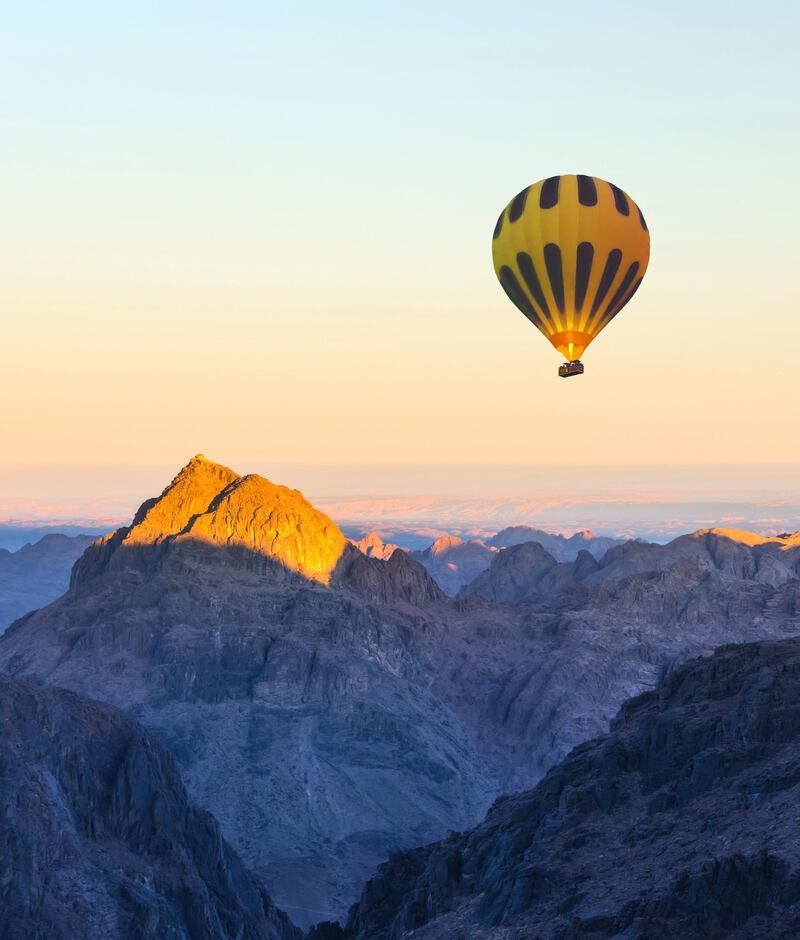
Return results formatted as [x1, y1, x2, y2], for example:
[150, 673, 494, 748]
[324, 638, 800, 939]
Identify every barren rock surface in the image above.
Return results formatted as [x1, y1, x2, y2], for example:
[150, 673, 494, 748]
[0, 674, 298, 940]
[324, 638, 800, 939]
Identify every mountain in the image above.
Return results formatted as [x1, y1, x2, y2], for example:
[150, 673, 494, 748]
[74, 455, 347, 586]
[0, 457, 503, 927]
[458, 540, 562, 603]
[487, 525, 623, 560]
[351, 532, 401, 561]
[410, 535, 496, 596]
[339, 547, 445, 607]
[323, 637, 800, 939]
[462, 527, 800, 606]
[410, 529, 622, 597]
[0, 674, 297, 940]
[0, 524, 108, 553]
[0, 533, 94, 633]
[4, 458, 800, 930]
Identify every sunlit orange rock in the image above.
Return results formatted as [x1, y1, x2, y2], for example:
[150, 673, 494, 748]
[116, 455, 346, 584]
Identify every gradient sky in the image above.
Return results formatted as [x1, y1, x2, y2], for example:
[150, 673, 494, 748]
[2, 1, 799, 478]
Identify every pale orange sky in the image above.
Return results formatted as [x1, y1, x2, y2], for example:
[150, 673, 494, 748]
[2, 3, 799, 470]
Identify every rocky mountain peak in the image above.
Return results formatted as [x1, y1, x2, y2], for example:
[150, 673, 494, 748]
[428, 534, 464, 556]
[125, 454, 240, 545]
[337, 544, 445, 606]
[78, 456, 348, 587]
[459, 540, 558, 603]
[176, 472, 347, 584]
[353, 531, 401, 560]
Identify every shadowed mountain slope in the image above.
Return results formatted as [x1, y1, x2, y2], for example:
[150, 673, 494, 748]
[0, 533, 94, 633]
[322, 638, 800, 939]
[0, 674, 298, 940]
[410, 536, 496, 596]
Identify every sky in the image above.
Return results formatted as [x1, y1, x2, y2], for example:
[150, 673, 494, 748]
[1, 1, 799, 488]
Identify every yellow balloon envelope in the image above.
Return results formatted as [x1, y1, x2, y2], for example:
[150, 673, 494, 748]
[492, 175, 650, 374]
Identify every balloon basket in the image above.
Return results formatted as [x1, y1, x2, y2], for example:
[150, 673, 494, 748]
[558, 360, 585, 378]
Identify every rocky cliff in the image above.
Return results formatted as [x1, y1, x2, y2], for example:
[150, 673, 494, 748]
[0, 674, 298, 940]
[325, 637, 800, 939]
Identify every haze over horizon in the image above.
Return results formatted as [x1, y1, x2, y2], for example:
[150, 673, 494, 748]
[3, 458, 800, 547]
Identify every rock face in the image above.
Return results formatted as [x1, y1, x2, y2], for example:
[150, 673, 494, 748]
[0, 674, 298, 940]
[338, 545, 445, 607]
[4, 458, 800, 930]
[0, 533, 94, 633]
[459, 541, 559, 603]
[330, 638, 800, 939]
[411, 536, 496, 596]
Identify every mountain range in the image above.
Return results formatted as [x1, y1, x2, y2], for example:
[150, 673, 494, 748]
[351, 527, 622, 596]
[319, 637, 800, 939]
[2, 455, 800, 933]
[0, 532, 94, 633]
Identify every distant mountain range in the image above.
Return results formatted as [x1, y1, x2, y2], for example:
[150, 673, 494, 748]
[3, 456, 800, 935]
[0, 533, 94, 633]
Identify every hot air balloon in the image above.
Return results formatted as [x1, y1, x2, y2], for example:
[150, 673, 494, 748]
[491, 174, 650, 377]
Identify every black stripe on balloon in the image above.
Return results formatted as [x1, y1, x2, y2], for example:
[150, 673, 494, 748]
[600, 262, 640, 323]
[609, 183, 630, 216]
[544, 243, 565, 314]
[493, 210, 504, 239]
[508, 186, 530, 223]
[592, 248, 622, 316]
[637, 206, 648, 231]
[599, 275, 643, 329]
[577, 175, 597, 206]
[574, 242, 594, 313]
[539, 176, 560, 209]
[498, 266, 543, 328]
[590, 249, 623, 316]
[516, 252, 553, 325]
